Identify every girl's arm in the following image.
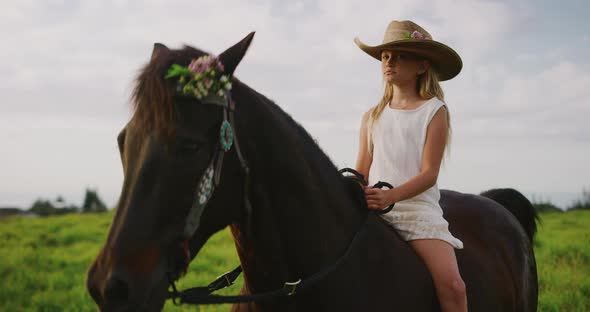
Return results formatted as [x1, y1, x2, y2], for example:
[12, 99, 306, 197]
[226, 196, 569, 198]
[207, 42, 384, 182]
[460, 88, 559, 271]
[365, 105, 448, 210]
[387, 105, 448, 203]
[355, 109, 373, 185]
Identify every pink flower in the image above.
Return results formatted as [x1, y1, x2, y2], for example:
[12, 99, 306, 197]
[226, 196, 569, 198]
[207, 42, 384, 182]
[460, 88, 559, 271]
[188, 57, 207, 73]
[188, 55, 225, 74]
[410, 31, 425, 39]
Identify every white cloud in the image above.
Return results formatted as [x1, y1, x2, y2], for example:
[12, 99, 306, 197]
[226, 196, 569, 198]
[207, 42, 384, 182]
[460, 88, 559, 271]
[0, 0, 588, 208]
[450, 60, 590, 141]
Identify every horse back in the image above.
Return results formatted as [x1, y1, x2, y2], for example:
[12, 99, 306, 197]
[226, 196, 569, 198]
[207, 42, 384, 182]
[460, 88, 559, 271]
[440, 189, 538, 312]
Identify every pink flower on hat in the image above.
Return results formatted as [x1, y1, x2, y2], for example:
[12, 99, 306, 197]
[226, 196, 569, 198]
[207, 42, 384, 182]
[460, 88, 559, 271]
[410, 31, 425, 39]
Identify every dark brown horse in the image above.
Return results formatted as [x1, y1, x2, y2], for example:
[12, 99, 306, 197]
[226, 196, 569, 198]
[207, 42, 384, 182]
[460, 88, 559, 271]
[86, 32, 538, 311]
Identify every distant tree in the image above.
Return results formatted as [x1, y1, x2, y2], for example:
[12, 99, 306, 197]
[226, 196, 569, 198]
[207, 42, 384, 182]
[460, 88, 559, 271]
[0, 207, 24, 217]
[82, 188, 107, 213]
[52, 195, 79, 213]
[29, 199, 56, 216]
[530, 193, 563, 213]
[567, 188, 590, 211]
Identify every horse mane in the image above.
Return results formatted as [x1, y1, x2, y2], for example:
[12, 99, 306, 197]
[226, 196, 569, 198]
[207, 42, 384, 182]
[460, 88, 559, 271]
[130, 45, 208, 137]
[236, 82, 368, 213]
[273, 99, 368, 209]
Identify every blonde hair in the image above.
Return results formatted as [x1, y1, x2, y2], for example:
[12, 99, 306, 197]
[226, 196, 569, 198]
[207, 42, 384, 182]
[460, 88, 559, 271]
[366, 66, 452, 160]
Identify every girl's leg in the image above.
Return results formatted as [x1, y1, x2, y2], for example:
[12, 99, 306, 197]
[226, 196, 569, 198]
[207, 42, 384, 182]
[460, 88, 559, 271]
[408, 239, 467, 312]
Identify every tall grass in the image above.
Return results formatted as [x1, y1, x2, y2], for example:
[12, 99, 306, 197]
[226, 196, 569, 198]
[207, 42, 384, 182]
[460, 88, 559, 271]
[1, 210, 588, 311]
[534, 210, 590, 311]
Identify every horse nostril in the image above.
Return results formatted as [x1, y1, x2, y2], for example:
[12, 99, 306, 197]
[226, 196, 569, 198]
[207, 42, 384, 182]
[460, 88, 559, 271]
[103, 275, 130, 306]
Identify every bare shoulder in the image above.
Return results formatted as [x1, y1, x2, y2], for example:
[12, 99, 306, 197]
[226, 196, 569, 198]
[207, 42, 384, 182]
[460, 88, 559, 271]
[361, 107, 374, 124]
[435, 103, 448, 115]
[428, 102, 448, 131]
[431, 100, 448, 120]
[430, 97, 447, 110]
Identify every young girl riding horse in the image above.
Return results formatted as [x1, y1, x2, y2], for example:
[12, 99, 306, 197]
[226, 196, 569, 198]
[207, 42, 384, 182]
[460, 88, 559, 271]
[354, 20, 468, 311]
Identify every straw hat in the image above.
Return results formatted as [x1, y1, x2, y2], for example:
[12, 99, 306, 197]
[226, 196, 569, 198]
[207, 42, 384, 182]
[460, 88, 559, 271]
[354, 20, 462, 81]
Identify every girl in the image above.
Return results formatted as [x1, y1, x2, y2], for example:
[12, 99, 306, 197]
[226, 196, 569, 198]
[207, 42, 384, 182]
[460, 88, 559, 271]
[353, 20, 468, 311]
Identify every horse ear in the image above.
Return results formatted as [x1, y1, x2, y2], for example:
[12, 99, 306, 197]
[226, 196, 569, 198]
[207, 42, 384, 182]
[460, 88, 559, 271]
[151, 43, 169, 60]
[218, 32, 255, 77]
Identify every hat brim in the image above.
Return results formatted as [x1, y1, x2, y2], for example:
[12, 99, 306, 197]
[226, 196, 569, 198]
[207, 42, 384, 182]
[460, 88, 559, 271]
[354, 37, 462, 81]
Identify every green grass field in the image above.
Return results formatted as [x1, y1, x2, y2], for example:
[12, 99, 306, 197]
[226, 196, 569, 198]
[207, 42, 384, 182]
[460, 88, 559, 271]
[1, 210, 589, 311]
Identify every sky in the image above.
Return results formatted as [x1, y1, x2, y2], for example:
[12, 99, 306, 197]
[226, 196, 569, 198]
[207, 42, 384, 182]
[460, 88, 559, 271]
[1, 0, 588, 210]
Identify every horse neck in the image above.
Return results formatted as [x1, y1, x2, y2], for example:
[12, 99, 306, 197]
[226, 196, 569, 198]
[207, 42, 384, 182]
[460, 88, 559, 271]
[231, 89, 366, 295]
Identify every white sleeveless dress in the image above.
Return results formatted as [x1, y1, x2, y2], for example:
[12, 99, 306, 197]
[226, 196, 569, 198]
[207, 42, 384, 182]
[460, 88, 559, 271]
[368, 97, 464, 249]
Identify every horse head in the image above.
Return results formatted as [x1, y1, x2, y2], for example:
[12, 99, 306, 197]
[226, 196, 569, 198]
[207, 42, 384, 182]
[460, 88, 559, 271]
[87, 32, 255, 311]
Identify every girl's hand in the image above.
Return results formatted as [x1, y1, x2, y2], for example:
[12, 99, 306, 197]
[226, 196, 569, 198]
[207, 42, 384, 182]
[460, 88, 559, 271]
[363, 186, 394, 210]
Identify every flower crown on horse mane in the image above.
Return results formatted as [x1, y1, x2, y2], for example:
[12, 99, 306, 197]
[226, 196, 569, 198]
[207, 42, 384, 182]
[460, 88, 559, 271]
[165, 55, 232, 99]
